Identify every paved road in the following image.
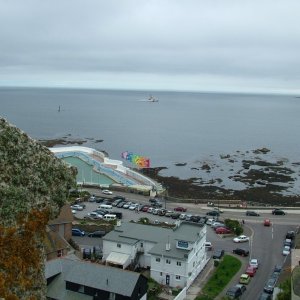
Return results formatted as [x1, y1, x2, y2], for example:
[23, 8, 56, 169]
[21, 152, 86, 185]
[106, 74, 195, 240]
[73, 189, 299, 299]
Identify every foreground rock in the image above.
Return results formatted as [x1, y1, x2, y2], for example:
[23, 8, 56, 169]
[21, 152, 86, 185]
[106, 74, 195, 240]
[0, 118, 76, 299]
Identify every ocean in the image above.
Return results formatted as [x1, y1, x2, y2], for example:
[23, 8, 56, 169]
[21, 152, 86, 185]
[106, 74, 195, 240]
[1, 87, 300, 193]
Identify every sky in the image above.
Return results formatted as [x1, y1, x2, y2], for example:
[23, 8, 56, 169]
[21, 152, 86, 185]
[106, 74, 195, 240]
[0, 0, 300, 94]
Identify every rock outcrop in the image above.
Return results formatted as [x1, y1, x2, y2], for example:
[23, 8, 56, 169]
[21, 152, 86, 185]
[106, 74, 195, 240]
[0, 118, 76, 299]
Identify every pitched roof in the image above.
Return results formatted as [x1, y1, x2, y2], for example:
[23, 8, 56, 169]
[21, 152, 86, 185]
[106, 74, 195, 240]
[48, 204, 74, 225]
[46, 257, 144, 298]
[104, 221, 205, 260]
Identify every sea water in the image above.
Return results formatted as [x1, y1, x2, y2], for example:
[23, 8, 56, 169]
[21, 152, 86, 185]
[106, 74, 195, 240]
[1, 87, 299, 192]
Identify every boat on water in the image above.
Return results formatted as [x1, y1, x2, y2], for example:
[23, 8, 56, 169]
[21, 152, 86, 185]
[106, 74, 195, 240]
[148, 95, 159, 102]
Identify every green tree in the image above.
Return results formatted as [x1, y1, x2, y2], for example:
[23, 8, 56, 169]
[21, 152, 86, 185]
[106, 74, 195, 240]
[224, 219, 243, 235]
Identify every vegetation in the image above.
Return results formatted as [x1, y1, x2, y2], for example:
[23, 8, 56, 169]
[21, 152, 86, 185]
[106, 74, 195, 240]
[276, 278, 291, 300]
[196, 255, 242, 300]
[224, 219, 243, 236]
[0, 118, 76, 299]
[147, 277, 162, 300]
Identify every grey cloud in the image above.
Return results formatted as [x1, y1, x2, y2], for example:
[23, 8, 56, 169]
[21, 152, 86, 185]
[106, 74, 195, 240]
[0, 0, 300, 93]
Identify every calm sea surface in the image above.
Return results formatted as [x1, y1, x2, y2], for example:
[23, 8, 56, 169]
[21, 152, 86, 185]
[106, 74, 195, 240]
[1, 87, 300, 191]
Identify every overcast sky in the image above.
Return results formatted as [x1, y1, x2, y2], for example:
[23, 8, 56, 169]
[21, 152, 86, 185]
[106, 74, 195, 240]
[0, 0, 300, 94]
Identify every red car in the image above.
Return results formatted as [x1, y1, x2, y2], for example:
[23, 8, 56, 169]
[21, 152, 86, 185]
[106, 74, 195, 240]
[215, 227, 231, 234]
[264, 219, 271, 226]
[245, 265, 256, 277]
[141, 206, 150, 212]
[174, 207, 187, 212]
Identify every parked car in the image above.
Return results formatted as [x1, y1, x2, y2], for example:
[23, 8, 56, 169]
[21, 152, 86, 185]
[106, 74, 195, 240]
[93, 246, 103, 259]
[215, 227, 231, 234]
[263, 277, 277, 294]
[185, 214, 193, 221]
[117, 201, 126, 208]
[158, 209, 167, 216]
[72, 228, 85, 236]
[141, 205, 150, 212]
[258, 292, 272, 300]
[284, 238, 292, 247]
[264, 219, 271, 226]
[286, 231, 295, 240]
[113, 195, 125, 201]
[204, 242, 213, 251]
[282, 245, 290, 256]
[152, 201, 163, 208]
[246, 265, 256, 277]
[83, 248, 92, 259]
[232, 248, 249, 257]
[112, 199, 123, 206]
[129, 203, 139, 210]
[212, 249, 225, 259]
[206, 218, 215, 225]
[233, 235, 250, 243]
[71, 204, 84, 211]
[211, 221, 225, 229]
[239, 274, 251, 285]
[123, 202, 133, 209]
[249, 258, 259, 269]
[179, 213, 187, 220]
[226, 284, 246, 299]
[174, 207, 187, 212]
[88, 196, 96, 202]
[102, 189, 113, 195]
[88, 230, 106, 238]
[190, 215, 201, 223]
[274, 264, 282, 274]
[272, 208, 285, 215]
[171, 213, 181, 219]
[84, 212, 103, 220]
[95, 197, 105, 203]
[246, 211, 260, 216]
[206, 210, 220, 216]
[165, 210, 173, 217]
[110, 211, 123, 219]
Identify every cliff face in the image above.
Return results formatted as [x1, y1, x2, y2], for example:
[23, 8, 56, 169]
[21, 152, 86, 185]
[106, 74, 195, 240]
[0, 118, 76, 300]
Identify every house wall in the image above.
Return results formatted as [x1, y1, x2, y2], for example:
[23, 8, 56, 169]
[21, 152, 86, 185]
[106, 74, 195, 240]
[103, 240, 136, 262]
[150, 227, 207, 288]
[136, 240, 156, 268]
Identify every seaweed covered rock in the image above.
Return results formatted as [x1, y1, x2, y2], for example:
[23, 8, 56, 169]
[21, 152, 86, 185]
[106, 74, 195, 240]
[0, 118, 76, 299]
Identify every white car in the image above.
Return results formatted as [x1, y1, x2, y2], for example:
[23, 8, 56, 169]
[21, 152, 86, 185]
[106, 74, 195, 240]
[179, 213, 186, 220]
[129, 203, 138, 210]
[71, 209, 77, 214]
[102, 189, 113, 195]
[84, 212, 103, 220]
[123, 202, 132, 209]
[249, 258, 259, 269]
[282, 246, 290, 256]
[233, 235, 250, 243]
[71, 204, 84, 211]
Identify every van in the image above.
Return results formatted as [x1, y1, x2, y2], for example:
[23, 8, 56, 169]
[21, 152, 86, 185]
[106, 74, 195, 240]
[103, 214, 117, 221]
[99, 204, 112, 210]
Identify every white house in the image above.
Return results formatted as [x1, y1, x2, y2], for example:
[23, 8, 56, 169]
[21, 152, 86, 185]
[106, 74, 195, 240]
[102, 221, 207, 288]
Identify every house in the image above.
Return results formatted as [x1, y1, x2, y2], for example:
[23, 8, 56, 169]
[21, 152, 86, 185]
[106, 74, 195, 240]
[46, 257, 147, 300]
[48, 204, 74, 241]
[45, 204, 74, 260]
[102, 221, 207, 288]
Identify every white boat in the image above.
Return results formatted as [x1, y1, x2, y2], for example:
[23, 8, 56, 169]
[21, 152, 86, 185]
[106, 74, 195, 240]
[148, 95, 159, 102]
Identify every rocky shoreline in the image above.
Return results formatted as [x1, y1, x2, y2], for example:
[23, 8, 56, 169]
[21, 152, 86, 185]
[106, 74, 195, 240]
[40, 136, 300, 207]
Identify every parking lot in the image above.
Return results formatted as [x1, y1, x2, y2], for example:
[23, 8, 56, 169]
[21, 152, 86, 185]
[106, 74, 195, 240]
[71, 191, 298, 300]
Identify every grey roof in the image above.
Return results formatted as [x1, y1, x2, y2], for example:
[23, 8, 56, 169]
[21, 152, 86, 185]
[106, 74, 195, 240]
[103, 222, 172, 244]
[46, 257, 142, 298]
[148, 240, 190, 260]
[104, 221, 205, 260]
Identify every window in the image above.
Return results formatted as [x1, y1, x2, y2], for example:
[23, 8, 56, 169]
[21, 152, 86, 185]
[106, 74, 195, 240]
[160, 272, 163, 276]
[156, 258, 160, 262]
[176, 261, 181, 266]
[176, 275, 181, 280]
[166, 259, 171, 264]
[193, 261, 195, 267]
[57, 249, 63, 257]
[117, 243, 121, 248]
[140, 242, 143, 247]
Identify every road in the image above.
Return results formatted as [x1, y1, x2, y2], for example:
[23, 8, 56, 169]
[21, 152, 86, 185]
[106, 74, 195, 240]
[73, 188, 299, 299]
